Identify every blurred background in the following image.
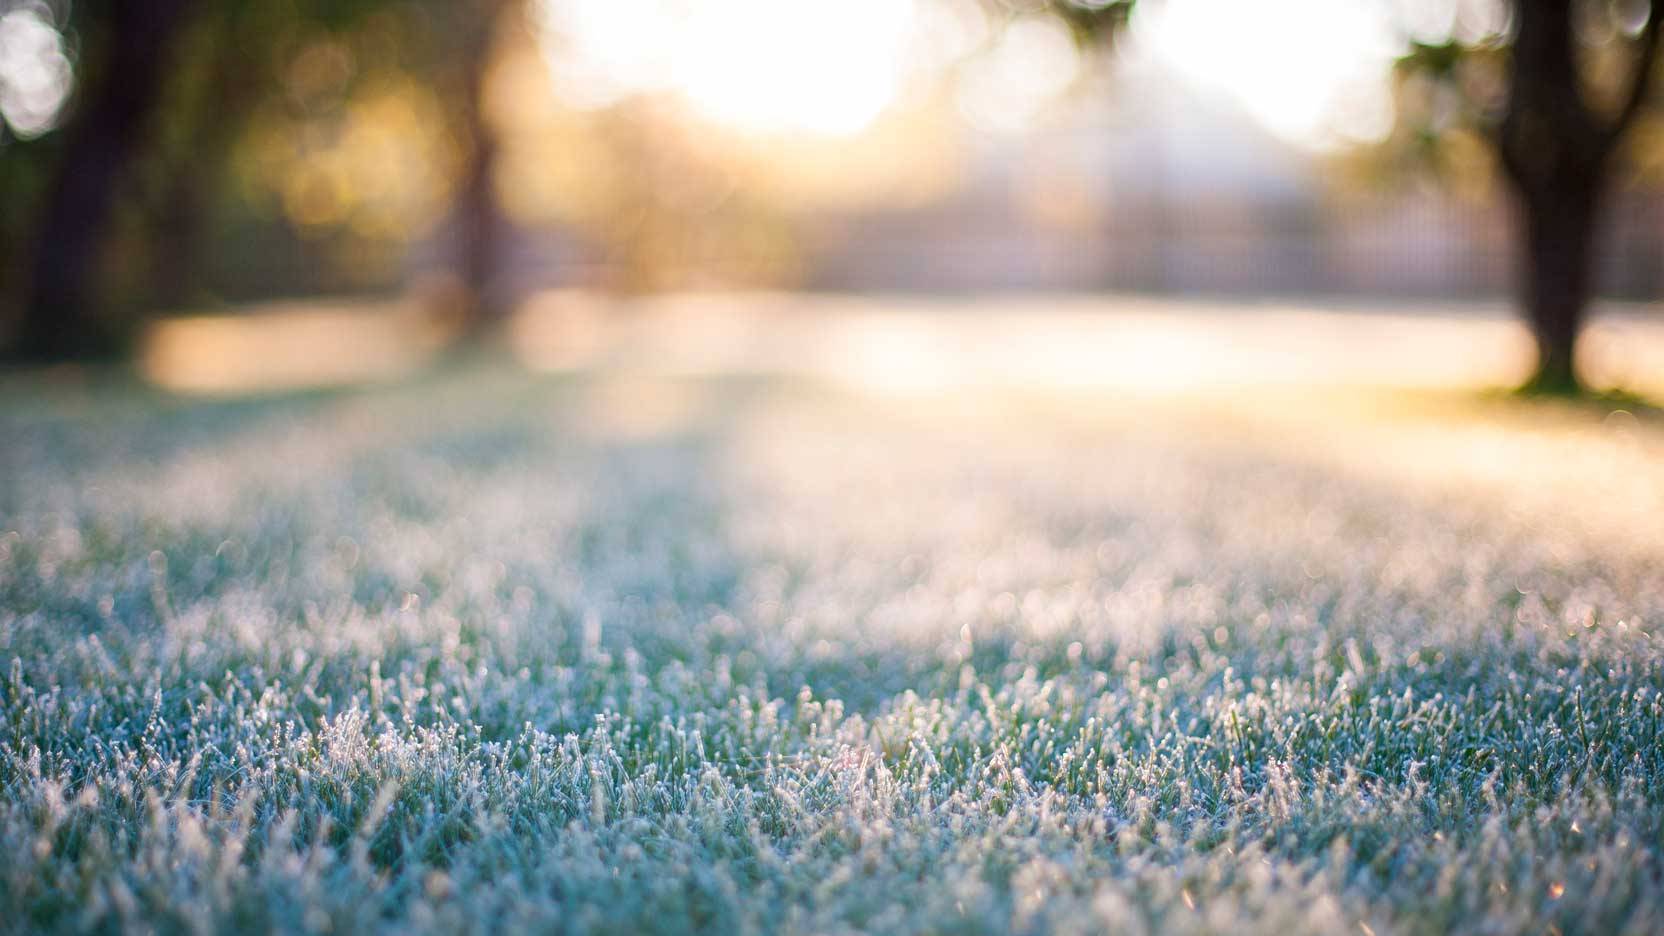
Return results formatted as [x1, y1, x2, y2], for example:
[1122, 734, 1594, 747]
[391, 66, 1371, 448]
[1, 0, 1661, 395]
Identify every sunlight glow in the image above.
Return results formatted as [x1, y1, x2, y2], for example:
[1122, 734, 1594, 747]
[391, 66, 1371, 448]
[506, 293, 1572, 397]
[141, 299, 450, 394]
[1127, 0, 1402, 148]
[956, 17, 1081, 133]
[0, 5, 72, 139]
[536, 0, 1413, 147]
[537, 0, 917, 137]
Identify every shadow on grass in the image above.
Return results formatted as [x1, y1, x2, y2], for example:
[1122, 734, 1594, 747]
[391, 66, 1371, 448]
[1482, 381, 1664, 422]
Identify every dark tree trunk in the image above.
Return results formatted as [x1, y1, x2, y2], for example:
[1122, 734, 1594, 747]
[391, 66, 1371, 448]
[456, 131, 501, 325]
[148, 17, 260, 312]
[16, 0, 194, 361]
[447, 0, 509, 344]
[1497, 0, 1660, 394]
[150, 171, 208, 312]
[1515, 181, 1600, 393]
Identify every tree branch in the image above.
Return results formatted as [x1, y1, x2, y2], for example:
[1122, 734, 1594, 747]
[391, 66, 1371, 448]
[1607, 0, 1663, 145]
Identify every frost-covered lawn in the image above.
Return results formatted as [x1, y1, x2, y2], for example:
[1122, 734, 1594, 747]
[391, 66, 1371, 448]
[2, 364, 1663, 934]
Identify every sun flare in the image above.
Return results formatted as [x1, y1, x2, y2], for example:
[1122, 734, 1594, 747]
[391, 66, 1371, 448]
[537, 0, 919, 137]
[538, 0, 1411, 148]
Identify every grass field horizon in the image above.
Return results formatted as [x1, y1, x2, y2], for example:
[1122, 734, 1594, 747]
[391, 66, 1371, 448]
[4, 301, 1664, 933]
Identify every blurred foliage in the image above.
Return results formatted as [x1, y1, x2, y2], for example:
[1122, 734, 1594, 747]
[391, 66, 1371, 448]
[506, 5, 971, 292]
[1353, 0, 1662, 198]
[491, 88, 962, 292]
[5, 0, 1659, 368]
[564, 102, 805, 292]
[151, 0, 508, 299]
[1372, 0, 1662, 393]
[0, 0, 514, 328]
[1046, 0, 1137, 43]
[987, 0, 1136, 47]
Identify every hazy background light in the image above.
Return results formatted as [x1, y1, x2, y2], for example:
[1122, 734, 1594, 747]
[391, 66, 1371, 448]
[0, 3, 73, 139]
[902, 0, 990, 84]
[1126, 0, 1403, 148]
[955, 16, 1081, 133]
[536, 0, 1413, 149]
[537, 0, 918, 137]
[678, 0, 915, 136]
[535, 0, 682, 109]
[1392, 0, 1509, 44]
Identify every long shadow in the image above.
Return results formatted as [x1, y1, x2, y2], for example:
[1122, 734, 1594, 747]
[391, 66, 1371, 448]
[0, 365, 768, 731]
[0, 368, 362, 640]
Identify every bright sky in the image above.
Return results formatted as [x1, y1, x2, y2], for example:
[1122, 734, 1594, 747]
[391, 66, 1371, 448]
[536, 0, 1408, 148]
[1130, 0, 1406, 148]
[536, 0, 921, 137]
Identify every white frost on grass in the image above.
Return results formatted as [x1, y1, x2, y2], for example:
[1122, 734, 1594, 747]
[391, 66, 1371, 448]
[1, 369, 1662, 934]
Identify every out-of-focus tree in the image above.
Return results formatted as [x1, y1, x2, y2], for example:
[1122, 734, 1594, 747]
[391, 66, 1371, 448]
[1389, 0, 1661, 394]
[225, 5, 464, 295]
[2, 0, 519, 361]
[3, 0, 401, 358]
[1036, 0, 1662, 395]
[9, 0, 195, 360]
[210, 0, 519, 337]
[441, 0, 512, 339]
[137, 0, 423, 309]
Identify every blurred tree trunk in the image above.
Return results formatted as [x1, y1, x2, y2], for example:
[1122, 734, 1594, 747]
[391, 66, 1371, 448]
[1498, 0, 1659, 394]
[16, 0, 195, 361]
[147, 16, 260, 312]
[1513, 179, 1600, 394]
[447, 0, 510, 344]
[149, 175, 205, 313]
